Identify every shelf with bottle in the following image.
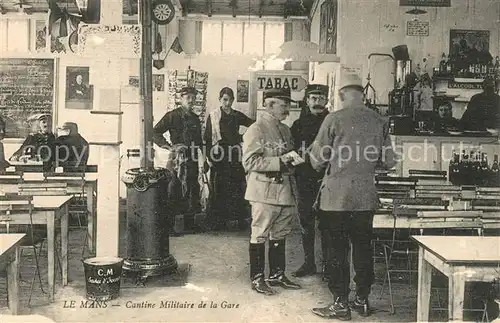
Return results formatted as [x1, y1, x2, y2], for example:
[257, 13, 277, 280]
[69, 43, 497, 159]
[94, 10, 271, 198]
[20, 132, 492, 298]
[433, 53, 500, 81]
[448, 149, 500, 187]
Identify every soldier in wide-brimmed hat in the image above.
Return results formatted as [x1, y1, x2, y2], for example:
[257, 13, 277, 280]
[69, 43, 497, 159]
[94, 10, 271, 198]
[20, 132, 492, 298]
[309, 73, 397, 320]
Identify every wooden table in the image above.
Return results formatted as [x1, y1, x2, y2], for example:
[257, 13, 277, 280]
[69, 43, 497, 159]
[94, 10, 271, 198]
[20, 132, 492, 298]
[5, 196, 72, 302]
[413, 236, 500, 322]
[0, 175, 97, 252]
[0, 234, 26, 314]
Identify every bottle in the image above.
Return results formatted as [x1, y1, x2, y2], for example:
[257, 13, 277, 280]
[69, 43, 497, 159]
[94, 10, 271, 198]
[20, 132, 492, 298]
[488, 59, 495, 76]
[492, 155, 499, 186]
[469, 63, 475, 77]
[449, 150, 460, 184]
[446, 55, 453, 74]
[481, 63, 487, 75]
[495, 57, 500, 78]
[459, 150, 469, 185]
[439, 53, 447, 74]
[480, 153, 489, 186]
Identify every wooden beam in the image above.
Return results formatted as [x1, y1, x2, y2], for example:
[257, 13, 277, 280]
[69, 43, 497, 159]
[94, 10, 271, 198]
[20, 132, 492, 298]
[205, 0, 212, 17]
[258, 0, 264, 18]
[229, 0, 237, 18]
[284, 0, 292, 18]
[181, 0, 192, 16]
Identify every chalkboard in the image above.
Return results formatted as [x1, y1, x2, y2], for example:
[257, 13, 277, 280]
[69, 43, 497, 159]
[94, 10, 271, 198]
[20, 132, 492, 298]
[0, 58, 55, 139]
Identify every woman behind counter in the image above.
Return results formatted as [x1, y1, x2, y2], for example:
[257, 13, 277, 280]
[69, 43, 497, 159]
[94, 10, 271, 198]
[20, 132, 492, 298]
[204, 87, 254, 231]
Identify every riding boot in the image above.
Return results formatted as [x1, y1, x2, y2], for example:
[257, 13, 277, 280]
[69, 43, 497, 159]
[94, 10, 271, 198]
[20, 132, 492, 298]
[321, 230, 331, 282]
[293, 230, 316, 277]
[267, 240, 301, 289]
[249, 243, 275, 295]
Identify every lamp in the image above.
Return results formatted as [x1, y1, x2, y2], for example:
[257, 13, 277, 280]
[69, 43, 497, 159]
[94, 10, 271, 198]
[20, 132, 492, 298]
[405, 6, 427, 15]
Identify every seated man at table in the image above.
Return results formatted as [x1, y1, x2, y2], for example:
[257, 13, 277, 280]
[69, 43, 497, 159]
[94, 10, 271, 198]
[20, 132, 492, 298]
[54, 122, 89, 168]
[10, 113, 56, 171]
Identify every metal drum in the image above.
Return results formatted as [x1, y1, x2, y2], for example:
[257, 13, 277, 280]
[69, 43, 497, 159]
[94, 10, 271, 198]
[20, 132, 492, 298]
[121, 168, 178, 278]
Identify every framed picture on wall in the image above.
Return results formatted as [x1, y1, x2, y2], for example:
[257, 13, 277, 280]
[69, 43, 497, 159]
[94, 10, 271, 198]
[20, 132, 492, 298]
[449, 29, 491, 64]
[319, 0, 338, 54]
[153, 74, 165, 91]
[65, 66, 93, 110]
[237, 80, 249, 102]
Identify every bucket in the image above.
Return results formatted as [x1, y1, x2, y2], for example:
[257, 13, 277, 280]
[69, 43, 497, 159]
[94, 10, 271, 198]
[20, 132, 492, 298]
[83, 257, 124, 301]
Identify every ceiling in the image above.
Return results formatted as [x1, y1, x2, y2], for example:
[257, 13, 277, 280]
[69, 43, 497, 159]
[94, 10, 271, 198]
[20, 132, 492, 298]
[0, 0, 314, 17]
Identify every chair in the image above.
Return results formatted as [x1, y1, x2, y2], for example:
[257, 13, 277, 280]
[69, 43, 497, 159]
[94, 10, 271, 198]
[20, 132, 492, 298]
[0, 195, 48, 306]
[379, 205, 485, 315]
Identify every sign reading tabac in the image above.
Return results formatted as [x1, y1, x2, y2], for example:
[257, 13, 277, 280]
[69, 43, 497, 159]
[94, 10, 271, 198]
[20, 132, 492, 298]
[400, 0, 451, 7]
[256, 76, 308, 91]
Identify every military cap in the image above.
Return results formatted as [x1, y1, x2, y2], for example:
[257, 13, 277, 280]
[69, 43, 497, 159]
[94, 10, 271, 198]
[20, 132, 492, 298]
[28, 113, 51, 122]
[262, 88, 296, 102]
[179, 86, 198, 96]
[305, 84, 329, 96]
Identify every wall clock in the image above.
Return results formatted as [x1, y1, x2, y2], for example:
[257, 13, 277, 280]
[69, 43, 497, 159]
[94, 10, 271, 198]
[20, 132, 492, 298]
[152, 0, 175, 25]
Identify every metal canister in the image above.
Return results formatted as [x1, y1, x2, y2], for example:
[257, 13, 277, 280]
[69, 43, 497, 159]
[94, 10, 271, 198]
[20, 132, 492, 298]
[121, 168, 178, 278]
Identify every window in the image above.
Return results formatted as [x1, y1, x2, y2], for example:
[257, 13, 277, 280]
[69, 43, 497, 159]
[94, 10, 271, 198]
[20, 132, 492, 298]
[7, 19, 29, 52]
[264, 22, 284, 55]
[243, 22, 264, 55]
[201, 21, 222, 54]
[222, 22, 243, 54]
[201, 20, 284, 56]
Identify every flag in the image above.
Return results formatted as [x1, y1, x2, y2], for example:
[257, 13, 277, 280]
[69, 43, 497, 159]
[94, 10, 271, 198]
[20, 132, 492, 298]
[170, 37, 183, 54]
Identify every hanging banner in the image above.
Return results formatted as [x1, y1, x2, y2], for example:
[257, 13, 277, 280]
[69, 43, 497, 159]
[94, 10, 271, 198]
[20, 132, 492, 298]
[400, 0, 451, 7]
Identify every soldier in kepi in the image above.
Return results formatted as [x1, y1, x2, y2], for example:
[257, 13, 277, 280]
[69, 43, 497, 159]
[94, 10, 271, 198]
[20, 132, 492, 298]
[153, 86, 203, 230]
[10, 113, 56, 171]
[290, 84, 330, 279]
[242, 88, 303, 295]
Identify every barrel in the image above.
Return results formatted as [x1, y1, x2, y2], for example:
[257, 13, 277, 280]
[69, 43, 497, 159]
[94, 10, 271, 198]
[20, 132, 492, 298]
[83, 257, 124, 301]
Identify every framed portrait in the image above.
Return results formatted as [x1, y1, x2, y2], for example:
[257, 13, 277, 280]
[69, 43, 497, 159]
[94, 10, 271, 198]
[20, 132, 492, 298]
[319, 0, 338, 54]
[153, 74, 165, 91]
[65, 66, 93, 110]
[237, 80, 249, 102]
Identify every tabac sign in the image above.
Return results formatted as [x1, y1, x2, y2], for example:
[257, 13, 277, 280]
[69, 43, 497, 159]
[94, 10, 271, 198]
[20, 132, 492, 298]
[256, 75, 308, 91]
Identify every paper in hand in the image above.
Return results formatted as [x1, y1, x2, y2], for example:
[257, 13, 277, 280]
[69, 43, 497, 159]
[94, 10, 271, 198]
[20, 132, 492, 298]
[283, 150, 305, 166]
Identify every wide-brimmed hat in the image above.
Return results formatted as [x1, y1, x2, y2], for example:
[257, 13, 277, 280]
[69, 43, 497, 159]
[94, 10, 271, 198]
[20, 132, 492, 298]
[263, 88, 296, 102]
[305, 84, 329, 96]
[338, 73, 364, 92]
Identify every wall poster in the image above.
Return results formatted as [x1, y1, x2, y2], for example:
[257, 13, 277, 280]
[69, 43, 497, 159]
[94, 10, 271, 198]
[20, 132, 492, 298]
[319, 0, 337, 55]
[237, 80, 249, 103]
[449, 29, 490, 57]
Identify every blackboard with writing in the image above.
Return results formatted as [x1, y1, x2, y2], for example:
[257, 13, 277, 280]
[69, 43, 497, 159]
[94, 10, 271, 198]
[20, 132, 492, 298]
[0, 58, 55, 138]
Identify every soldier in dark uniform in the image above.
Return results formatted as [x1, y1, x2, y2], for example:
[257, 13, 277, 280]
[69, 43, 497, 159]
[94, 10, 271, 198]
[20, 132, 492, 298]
[290, 84, 330, 278]
[54, 122, 89, 168]
[10, 113, 56, 171]
[153, 86, 203, 228]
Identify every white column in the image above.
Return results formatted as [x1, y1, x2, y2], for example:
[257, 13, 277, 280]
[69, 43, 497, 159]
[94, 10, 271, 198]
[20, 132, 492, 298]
[95, 0, 124, 258]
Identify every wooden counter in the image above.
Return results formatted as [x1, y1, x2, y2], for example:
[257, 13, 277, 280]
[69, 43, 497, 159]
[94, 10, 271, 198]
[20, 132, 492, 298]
[390, 135, 500, 177]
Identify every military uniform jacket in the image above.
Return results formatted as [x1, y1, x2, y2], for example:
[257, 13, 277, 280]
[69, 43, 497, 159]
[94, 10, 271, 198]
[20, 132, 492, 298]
[242, 111, 298, 206]
[309, 104, 397, 211]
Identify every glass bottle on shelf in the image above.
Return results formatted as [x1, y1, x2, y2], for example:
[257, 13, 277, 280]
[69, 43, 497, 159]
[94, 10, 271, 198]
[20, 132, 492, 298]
[439, 53, 447, 75]
[480, 153, 489, 186]
[488, 59, 495, 76]
[446, 55, 453, 74]
[449, 150, 460, 184]
[492, 155, 499, 186]
[495, 56, 500, 79]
